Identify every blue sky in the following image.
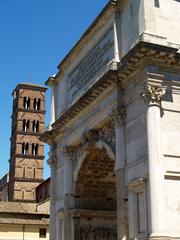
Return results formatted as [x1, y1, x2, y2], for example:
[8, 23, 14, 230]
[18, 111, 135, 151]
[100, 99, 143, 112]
[0, 0, 109, 179]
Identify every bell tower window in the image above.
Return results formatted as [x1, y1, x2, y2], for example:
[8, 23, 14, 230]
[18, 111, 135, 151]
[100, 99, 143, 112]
[23, 97, 30, 109]
[23, 119, 30, 132]
[33, 98, 41, 110]
[22, 142, 29, 155]
[32, 143, 38, 156]
[32, 120, 39, 133]
[37, 98, 41, 110]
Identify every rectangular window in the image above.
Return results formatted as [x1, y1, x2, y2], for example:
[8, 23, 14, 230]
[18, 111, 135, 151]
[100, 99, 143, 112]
[39, 228, 47, 238]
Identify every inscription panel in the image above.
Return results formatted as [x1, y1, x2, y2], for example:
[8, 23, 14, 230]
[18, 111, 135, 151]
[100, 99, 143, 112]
[68, 26, 114, 103]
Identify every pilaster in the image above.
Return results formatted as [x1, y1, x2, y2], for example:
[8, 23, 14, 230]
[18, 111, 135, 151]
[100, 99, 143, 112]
[47, 144, 57, 240]
[111, 107, 128, 240]
[61, 146, 75, 240]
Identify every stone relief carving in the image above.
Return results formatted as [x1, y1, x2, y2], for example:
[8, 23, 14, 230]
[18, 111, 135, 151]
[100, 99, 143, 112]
[79, 218, 117, 240]
[80, 227, 117, 240]
[142, 84, 166, 106]
[80, 126, 116, 154]
[98, 122, 115, 152]
[81, 130, 99, 145]
[111, 107, 126, 127]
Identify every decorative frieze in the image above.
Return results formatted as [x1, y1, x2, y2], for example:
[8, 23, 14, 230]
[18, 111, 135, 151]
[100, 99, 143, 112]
[41, 43, 180, 144]
[80, 217, 117, 240]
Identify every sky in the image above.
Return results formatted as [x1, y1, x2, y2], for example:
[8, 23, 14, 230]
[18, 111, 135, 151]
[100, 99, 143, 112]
[0, 0, 109, 179]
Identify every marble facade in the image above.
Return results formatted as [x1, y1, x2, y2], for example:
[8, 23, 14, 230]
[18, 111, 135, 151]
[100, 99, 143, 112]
[41, 0, 180, 239]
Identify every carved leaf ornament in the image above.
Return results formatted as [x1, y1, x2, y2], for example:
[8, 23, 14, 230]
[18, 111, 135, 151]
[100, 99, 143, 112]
[142, 84, 166, 106]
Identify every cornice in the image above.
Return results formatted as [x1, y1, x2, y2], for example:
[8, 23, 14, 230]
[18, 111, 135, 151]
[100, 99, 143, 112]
[41, 41, 180, 145]
[13, 177, 43, 183]
[41, 68, 118, 144]
[11, 108, 46, 118]
[10, 131, 43, 141]
[14, 83, 47, 92]
[9, 154, 44, 160]
[117, 41, 180, 87]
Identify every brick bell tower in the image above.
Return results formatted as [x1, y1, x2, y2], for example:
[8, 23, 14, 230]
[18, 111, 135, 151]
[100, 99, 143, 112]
[8, 83, 47, 202]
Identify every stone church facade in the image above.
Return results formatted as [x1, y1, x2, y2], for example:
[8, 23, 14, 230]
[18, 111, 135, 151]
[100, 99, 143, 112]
[42, 0, 180, 239]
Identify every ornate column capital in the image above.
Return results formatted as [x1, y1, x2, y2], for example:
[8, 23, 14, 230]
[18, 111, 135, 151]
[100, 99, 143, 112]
[111, 107, 126, 127]
[61, 146, 76, 160]
[142, 84, 166, 107]
[47, 151, 57, 169]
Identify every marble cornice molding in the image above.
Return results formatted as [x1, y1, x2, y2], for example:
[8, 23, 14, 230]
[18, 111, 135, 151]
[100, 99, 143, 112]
[46, 75, 58, 87]
[110, 0, 128, 13]
[40, 69, 118, 144]
[128, 177, 147, 190]
[117, 41, 180, 87]
[142, 84, 166, 107]
[40, 128, 59, 145]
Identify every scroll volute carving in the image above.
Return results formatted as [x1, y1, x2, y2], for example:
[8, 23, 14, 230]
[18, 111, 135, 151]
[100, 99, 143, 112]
[142, 84, 166, 106]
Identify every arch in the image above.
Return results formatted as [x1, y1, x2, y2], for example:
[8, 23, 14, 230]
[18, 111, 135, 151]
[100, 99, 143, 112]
[74, 139, 115, 183]
[73, 142, 117, 239]
[95, 139, 115, 161]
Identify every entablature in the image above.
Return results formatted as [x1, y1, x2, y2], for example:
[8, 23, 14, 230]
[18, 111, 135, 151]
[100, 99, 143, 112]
[41, 41, 180, 145]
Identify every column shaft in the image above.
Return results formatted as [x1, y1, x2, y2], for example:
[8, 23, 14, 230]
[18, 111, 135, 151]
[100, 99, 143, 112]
[147, 105, 165, 236]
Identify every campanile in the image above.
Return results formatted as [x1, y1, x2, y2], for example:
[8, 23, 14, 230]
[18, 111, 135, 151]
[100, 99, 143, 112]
[8, 83, 47, 202]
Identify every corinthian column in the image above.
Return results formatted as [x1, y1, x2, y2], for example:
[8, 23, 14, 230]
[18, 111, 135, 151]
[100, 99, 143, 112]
[112, 107, 128, 240]
[143, 84, 168, 239]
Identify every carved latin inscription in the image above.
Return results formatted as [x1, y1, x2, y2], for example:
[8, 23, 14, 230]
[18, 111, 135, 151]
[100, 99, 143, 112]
[68, 26, 114, 103]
